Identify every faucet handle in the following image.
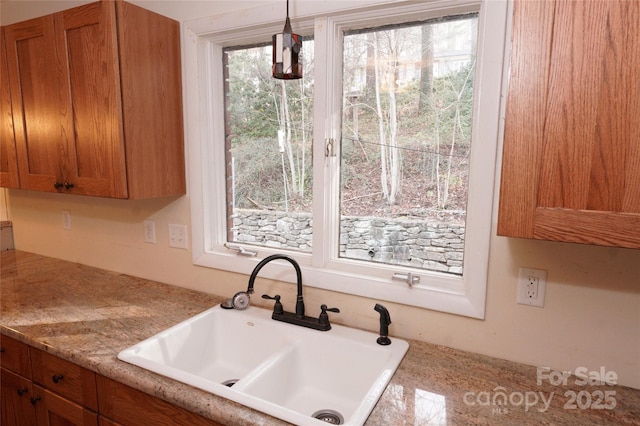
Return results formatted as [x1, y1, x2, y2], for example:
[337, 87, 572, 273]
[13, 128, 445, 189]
[319, 304, 340, 326]
[262, 294, 284, 314]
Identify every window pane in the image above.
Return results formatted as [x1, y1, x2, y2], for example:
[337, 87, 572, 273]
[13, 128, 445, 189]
[223, 40, 314, 252]
[340, 15, 478, 275]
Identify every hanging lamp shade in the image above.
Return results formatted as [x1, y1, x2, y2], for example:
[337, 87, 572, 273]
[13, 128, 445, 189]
[272, 0, 302, 79]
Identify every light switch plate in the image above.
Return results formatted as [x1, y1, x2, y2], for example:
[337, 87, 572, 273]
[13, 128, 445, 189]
[168, 224, 188, 249]
[144, 220, 156, 244]
[62, 210, 72, 230]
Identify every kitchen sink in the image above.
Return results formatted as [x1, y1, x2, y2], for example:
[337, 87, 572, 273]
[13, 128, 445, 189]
[118, 305, 294, 389]
[118, 305, 409, 425]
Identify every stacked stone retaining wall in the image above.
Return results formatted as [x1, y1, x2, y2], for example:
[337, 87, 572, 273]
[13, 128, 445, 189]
[231, 209, 465, 275]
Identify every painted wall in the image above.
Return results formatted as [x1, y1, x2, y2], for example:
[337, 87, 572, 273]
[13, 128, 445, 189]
[2, 1, 639, 390]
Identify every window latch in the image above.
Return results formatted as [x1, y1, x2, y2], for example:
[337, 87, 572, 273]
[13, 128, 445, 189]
[392, 272, 420, 287]
[325, 138, 336, 157]
[224, 243, 258, 257]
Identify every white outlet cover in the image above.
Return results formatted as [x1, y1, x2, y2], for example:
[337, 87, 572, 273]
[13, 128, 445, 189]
[517, 267, 547, 307]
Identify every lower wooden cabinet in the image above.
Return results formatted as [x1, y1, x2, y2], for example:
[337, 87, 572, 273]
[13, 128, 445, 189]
[1, 335, 223, 426]
[1, 335, 36, 426]
[1, 368, 37, 426]
[98, 416, 122, 426]
[30, 348, 98, 412]
[33, 385, 98, 426]
[97, 376, 223, 426]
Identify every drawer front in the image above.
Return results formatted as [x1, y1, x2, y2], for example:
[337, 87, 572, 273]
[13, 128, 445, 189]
[0, 335, 31, 378]
[31, 348, 98, 411]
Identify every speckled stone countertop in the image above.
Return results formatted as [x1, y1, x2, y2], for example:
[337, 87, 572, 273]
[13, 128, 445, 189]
[1, 250, 639, 425]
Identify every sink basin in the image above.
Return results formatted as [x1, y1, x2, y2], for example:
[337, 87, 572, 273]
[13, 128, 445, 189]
[118, 305, 409, 425]
[118, 305, 294, 389]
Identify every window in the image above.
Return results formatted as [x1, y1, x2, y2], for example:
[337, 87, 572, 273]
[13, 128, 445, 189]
[340, 16, 477, 274]
[224, 40, 315, 252]
[185, 0, 509, 318]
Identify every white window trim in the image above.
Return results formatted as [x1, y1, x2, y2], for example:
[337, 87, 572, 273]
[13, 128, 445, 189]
[184, 0, 508, 319]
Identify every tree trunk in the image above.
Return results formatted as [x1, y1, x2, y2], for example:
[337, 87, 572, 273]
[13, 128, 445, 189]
[388, 31, 400, 206]
[373, 34, 389, 203]
[419, 24, 434, 113]
[366, 32, 376, 95]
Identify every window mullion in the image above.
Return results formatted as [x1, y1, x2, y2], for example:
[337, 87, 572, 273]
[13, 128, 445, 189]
[311, 17, 343, 268]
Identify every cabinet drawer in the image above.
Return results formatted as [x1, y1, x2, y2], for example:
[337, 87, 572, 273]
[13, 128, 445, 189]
[0, 335, 31, 377]
[31, 348, 98, 411]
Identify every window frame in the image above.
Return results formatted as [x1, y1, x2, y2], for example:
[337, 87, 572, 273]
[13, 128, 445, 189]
[184, 0, 508, 319]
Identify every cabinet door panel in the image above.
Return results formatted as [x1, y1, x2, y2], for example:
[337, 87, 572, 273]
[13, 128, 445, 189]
[33, 385, 98, 426]
[96, 375, 222, 426]
[1, 368, 36, 426]
[58, 2, 127, 198]
[1, 28, 20, 188]
[498, 0, 640, 248]
[538, 0, 640, 212]
[4, 16, 64, 192]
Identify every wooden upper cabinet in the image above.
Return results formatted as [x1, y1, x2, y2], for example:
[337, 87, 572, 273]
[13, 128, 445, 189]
[2, 1, 185, 198]
[0, 29, 20, 189]
[498, 0, 640, 249]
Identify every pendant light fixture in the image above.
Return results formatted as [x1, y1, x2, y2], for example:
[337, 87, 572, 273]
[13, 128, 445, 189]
[272, 0, 302, 79]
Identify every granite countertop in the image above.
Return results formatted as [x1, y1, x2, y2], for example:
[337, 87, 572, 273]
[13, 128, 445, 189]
[1, 250, 639, 425]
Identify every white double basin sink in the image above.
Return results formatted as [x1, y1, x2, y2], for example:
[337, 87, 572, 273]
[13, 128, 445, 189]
[118, 305, 409, 425]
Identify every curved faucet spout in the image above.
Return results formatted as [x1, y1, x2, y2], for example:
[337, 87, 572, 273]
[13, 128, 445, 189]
[248, 254, 305, 318]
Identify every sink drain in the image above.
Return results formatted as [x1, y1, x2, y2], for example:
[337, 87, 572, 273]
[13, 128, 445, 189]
[312, 409, 344, 425]
[221, 379, 239, 387]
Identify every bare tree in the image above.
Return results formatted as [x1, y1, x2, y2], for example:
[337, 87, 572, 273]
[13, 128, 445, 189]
[419, 24, 434, 113]
[435, 60, 475, 209]
[373, 31, 401, 206]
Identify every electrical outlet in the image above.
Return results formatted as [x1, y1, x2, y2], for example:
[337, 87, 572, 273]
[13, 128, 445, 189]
[144, 220, 156, 244]
[526, 276, 539, 299]
[517, 267, 547, 307]
[62, 210, 72, 230]
[168, 224, 188, 249]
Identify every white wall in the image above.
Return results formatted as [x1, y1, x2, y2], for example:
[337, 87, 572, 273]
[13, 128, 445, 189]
[3, 0, 639, 390]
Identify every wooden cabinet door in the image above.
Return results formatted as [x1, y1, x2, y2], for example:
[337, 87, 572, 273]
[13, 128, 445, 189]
[1, 28, 20, 189]
[1, 368, 37, 426]
[4, 1, 184, 199]
[96, 375, 223, 426]
[498, 0, 640, 248]
[98, 416, 122, 426]
[33, 385, 98, 426]
[4, 2, 127, 197]
[56, 2, 127, 198]
[4, 15, 64, 193]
